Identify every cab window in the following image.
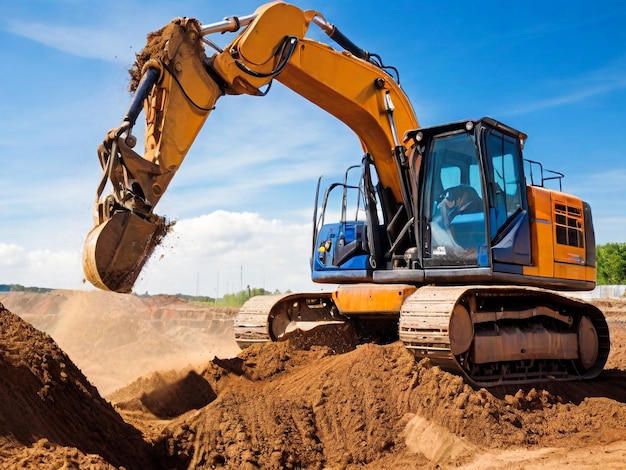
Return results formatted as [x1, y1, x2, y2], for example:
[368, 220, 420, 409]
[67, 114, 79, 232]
[423, 131, 487, 266]
[486, 130, 525, 236]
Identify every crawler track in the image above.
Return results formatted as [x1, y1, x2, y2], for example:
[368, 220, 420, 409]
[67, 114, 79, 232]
[399, 285, 610, 387]
[234, 293, 337, 348]
[234, 294, 285, 348]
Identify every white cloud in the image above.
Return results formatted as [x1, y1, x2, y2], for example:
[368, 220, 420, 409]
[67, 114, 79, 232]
[0, 210, 322, 295]
[572, 169, 626, 195]
[592, 215, 626, 245]
[123, 210, 320, 296]
[0, 243, 25, 267]
[506, 83, 624, 116]
[5, 21, 137, 64]
[0, 244, 84, 289]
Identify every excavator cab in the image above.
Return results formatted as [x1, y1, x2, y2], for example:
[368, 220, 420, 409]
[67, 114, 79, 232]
[311, 118, 532, 279]
[312, 117, 595, 293]
[312, 118, 532, 280]
[415, 118, 531, 271]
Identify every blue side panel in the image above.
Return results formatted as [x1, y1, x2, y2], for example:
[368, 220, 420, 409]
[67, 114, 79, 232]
[493, 262, 524, 274]
[492, 211, 532, 266]
[312, 221, 373, 281]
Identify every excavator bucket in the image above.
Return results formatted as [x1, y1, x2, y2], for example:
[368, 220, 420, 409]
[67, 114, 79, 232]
[83, 211, 167, 293]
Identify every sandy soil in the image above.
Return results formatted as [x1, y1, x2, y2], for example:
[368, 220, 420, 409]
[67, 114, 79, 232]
[1, 290, 240, 395]
[1, 291, 626, 469]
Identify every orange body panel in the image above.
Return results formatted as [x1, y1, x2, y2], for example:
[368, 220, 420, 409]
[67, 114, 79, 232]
[524, 185, 554, 278]
[524, 185, 595, 284]
[332, 284, 416, 314]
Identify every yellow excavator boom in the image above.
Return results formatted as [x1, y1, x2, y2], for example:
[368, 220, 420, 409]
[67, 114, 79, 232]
[83, 1, 418, 292]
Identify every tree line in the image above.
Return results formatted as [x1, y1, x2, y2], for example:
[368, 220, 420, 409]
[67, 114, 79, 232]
[174, 286, 289, 307]
[0, 284, 52, 293]
[596, 243, 626, 285]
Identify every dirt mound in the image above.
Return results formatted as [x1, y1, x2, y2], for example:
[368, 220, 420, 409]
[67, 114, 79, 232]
[111, 368, 217, 419]
[0, 302, 153, 469]
[286, 322, 362, 354]
[111, 337, 626, 469]
[0, 290, 240, 395]
[3, 291, 626, 469]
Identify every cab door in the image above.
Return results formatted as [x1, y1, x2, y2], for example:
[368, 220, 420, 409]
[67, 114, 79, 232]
[422, 130, 489, 267]
[483, 128, 531, 266]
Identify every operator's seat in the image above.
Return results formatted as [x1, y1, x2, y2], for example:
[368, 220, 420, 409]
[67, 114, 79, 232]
[445, 185, 486, 249]
[452, 185, 482, 215]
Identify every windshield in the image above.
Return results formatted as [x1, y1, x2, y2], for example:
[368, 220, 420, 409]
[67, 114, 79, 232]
[423, 131, 487, 267]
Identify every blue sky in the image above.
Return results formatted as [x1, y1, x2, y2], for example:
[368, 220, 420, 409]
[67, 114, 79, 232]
[1, 1, 625, 296]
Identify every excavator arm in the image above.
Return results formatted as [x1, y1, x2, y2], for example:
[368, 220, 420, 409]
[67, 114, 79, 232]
[83, 1, 418, 293]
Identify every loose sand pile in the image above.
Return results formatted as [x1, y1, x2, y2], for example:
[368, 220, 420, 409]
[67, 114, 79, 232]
[1, 290, 240, 395]
[0, 301, 153, 469]
[2, 291, 626, 469]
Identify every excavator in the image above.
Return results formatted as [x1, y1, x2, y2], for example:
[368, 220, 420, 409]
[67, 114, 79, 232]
[83, 1, 609, 386]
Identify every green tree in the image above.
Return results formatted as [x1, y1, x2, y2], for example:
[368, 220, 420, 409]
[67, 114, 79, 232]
[596, 243, 626, 284]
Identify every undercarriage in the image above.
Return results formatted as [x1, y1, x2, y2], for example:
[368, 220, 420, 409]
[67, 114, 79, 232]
[234, 285, 609, 387]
